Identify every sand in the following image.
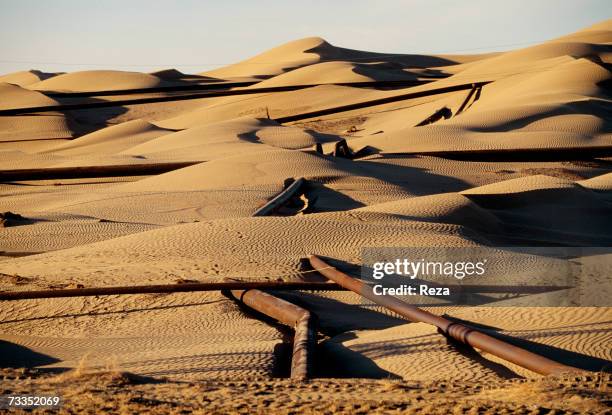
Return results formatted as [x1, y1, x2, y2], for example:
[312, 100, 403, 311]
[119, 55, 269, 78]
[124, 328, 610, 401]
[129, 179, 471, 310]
[1, 368, 609, 414]
[0, 19, 611, 411]
[0, 70, 59, 87]
[28, 70, 167, 92]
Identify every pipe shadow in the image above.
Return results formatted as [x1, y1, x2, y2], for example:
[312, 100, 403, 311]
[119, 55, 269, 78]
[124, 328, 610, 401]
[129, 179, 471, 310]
[441, 336, 523, 379]
[444, 315, 612, 373]
[466, 99, 612, 134]
[337, 332, 521, 379]
[0, 299, 225, 324]
[274, 290, 406, 336]
[318, 339, 401, 379]
[58, 96, 129, 137]
[303, 182, 366, 212]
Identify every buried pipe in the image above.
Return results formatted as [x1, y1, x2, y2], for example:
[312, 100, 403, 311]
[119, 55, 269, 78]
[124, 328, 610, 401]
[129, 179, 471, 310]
[0, 161, 200, 182]
[308, 254, 583, 376]
[274, 81, 490, 124]
[455, 84, 480, 116]
[2, 176, 315, 302]
[227, 288, 317, 379]
[0, 281, 344, 301]
[0, 80, 434, 116]
[43, 79, 434, 99]
[253, 177, 305, 216]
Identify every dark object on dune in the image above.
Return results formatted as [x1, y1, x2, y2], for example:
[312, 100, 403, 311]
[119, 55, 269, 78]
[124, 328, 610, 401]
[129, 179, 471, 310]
[334, 139, 352, 158]
[415, 106, 452, 126]
[333, 139, 375, 159]
[0, 212, 27, 227]
[253, 177, 306, 216]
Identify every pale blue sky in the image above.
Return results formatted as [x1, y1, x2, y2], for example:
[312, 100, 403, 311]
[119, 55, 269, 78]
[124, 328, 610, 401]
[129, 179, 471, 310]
[0, 0, 609, 74]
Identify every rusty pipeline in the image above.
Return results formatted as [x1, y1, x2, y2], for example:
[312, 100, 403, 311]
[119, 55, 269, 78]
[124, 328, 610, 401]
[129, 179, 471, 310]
[308, 254, 583, 376]
[0, 162, 201, 182]
[228, 288, 316, 380]
[252, 178, 305, 216]
[0, 79, 435, 116]
[0, 280, 345, 301]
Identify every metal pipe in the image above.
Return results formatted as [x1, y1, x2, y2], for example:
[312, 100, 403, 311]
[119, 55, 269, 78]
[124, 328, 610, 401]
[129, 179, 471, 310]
[44, 79, 433, 99]
[0, 80, 434, 116]
[228, 288, 316, 379]
[253, 178, 305, 216]
[381, 146, 612, 161]
[273, 82, 490, 123]
[0, 281, 345, 301]
[308, 254, 582, 376]
[44, 81, 260, 98]
[454, 84, 479, 116]
[0, 161, 200, 182]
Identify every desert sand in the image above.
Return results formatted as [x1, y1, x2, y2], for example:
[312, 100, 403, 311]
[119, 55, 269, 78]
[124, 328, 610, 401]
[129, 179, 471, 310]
[0, 19, 611, 413]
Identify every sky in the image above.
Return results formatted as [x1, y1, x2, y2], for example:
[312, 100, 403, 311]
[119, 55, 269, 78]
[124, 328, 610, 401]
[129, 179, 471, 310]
[0, 0, 609, 75]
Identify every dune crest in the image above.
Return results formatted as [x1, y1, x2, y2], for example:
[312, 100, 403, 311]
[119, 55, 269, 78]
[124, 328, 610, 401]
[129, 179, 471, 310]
[29, 70, 165, 92]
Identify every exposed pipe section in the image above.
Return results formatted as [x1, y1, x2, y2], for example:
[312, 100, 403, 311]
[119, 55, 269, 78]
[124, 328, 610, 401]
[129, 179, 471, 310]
[308, 254, 583, 376]
[381, 146, 612, 161]
[0, 80, 433, 116]
[454, 84, 480, 116]
[0, 281, 344, 301]
[253, 178, 305, 216]
[43, 79, 435, 99]
[329, 139, 373, 160]
[43, 80, 259, 98]
[273, 81, 490, 123]
[0, 161, 200, 182]
[227, 288, 317, 379]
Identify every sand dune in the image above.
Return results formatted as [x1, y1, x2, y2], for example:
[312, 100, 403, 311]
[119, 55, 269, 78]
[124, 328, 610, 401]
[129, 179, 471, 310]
[0, 70, 58, 87]
[0, 82, 58, 110]
[253, 61, 420, 87]
[202, 36, 490, 80]
[117, 149, 358, 190]
[29, 70, 166, 92]
[0, 149, 63, 169]
[0, 83, 75, 143]
[0, 217, 157, 253]
[579, 171, 612, 190]
[45, 119, 174, 156]
[123, 118, 337, 161]
[4, 169, 610, 282]
[0, 291, 282, 379]
[0, 20, 611, 387]
[202, 37, 327, 79]
[0, 114, 74, 142]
